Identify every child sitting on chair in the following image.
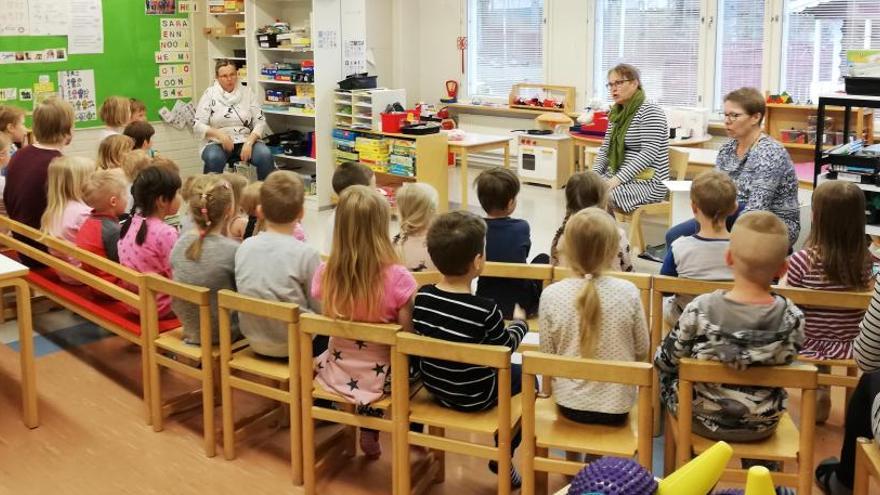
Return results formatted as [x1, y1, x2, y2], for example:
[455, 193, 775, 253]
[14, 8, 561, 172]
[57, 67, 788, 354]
[655, 211, 804, 447]
[414, 210, 529, 487]
[660, 170, 738, 326]
[475, 167, 546, 318]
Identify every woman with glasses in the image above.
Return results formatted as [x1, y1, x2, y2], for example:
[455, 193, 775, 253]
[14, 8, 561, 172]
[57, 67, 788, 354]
[193, 59, 274, 180]
[665, 87, 800, 247]
[593, 63, 670, 213]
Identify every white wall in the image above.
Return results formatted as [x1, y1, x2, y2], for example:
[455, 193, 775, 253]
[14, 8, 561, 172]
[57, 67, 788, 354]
[67, 124, 205, 178]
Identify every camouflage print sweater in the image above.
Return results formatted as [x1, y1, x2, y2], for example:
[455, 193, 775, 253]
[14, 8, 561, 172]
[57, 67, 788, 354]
[654, 290, 805, 434]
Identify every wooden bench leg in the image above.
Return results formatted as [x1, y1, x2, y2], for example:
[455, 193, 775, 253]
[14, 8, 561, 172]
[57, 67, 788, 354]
[427, 426, 446, 483]
[12, 280, 38, 428]
[663, 412, 676, 476]
[202, 356, 216, 458]
[221, 367, 236, 460]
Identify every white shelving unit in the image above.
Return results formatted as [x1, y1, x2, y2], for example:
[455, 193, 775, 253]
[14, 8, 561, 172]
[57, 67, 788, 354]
[204, 9, 248, 81]
[333, 89, 406, 131]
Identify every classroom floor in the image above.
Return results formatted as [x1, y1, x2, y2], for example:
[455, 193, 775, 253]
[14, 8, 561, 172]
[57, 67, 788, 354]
[0, 166, 846, 494]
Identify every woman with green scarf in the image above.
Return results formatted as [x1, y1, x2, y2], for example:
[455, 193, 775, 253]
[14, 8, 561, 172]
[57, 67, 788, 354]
[593, 64, 670, 213]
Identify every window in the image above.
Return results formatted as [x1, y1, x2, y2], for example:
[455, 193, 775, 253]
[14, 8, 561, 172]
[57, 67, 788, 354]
[467, 0, 545, 99]
[593, 0, 702, 107]
[782, 0, 880, 104]
[714, 0, 766, 109]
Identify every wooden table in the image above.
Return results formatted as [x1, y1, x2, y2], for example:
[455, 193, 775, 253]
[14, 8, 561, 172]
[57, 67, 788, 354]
[670, 146, 718, 178]
[0, 254, 37, 428]
[573, 134, 712, 175]
[447, 132, 513, 209]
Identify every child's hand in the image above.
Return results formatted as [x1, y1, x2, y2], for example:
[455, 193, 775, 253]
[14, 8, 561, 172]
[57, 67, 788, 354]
[513, 304, 526, 321]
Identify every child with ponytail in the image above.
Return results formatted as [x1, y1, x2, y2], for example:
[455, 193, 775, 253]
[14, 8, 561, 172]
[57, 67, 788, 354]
[393, 182, 438, 271]
[171, 174, 241, 344]
[117, 164, 182, 317]
[539, 207, 649, 425]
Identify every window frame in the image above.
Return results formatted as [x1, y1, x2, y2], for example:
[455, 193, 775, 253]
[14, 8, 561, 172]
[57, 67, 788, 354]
[463, 0, 549, 103]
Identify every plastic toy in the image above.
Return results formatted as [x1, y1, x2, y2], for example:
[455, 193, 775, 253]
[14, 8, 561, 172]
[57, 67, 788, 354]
[567, 457, 656, 495]
[657, 441, 733, 495]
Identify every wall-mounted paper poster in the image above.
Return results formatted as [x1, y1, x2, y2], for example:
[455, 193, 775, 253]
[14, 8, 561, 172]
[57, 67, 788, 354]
[59, 70, 97, 122]
[146, 0, 177, 15]
[177, 1, 198, 13]
[155, 51, 192, 63]
[0, 49, 69, 64]
[30, 0, 72, 36]
[0, 0, 29, 36]
[69, 0, 105, 54]
[159, 87, 192, 100]
[154, 74, 193, 88]
[158, 64, 191, 77]
[19, 89, 32, 101]
[33, 79, 57, 107]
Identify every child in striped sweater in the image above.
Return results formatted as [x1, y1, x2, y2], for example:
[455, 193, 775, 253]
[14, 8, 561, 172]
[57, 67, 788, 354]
[781, 180, 872, 423]
[413, 210, 528, 487]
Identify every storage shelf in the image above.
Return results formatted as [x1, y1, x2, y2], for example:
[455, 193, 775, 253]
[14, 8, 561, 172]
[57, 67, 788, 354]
[817, 172, 880, 193]
[274, 154, 316, 163]
[783, 143, 834, 151]
[213, 34, 246, 39]
[354, 103, 372, 108]
[212, 56, 246, 61]
[335, 112, 353, 117]
[211, 12, 244, 16]
[259, 47, 313, 53]
[262, 108, 315, 118]
[258, 79, 313, 86]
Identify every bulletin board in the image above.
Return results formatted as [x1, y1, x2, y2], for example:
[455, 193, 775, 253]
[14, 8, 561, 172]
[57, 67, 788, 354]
[0, 1, 191, 128]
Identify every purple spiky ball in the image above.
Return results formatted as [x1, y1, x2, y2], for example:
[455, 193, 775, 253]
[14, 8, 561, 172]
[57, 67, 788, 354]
[567, 457, 657, 495]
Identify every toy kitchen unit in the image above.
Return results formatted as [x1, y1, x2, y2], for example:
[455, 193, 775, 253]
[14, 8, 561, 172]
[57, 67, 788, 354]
[516, 132, 572, 189]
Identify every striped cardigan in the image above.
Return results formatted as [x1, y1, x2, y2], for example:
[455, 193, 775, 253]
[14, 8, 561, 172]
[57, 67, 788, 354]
[854, 274, 880, 442]
[593, 101, 670, 212]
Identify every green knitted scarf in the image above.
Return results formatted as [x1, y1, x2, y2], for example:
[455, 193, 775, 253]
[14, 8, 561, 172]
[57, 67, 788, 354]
[607, 89, 653, 180]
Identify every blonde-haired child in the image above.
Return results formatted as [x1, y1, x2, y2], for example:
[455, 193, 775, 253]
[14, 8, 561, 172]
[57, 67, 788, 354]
[171, 175, 241, 344]
[75, 170, 127, 287]
[782, 180, 872, 422]
[40, 156, 97, 281]
[221, 172, 248, 239]
[97, 134, 134, 170]
[550, 171, 632, 272]
[540, 207, 648, 425]
[312, 185, 417, 459]
[129, 98, 147, 124]
[118, 165, 182, 317]
[0, 105, 28, 156]
[393, 182, 438, 271]
[99, 96, 132, 140]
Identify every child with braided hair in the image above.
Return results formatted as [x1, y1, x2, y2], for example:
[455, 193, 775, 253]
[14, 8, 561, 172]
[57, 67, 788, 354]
[392, 182, 438, 272]
[171, 174, 241, 344]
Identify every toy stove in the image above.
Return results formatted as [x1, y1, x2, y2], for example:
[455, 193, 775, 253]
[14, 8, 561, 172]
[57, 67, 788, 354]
[517, 132, 572, 189]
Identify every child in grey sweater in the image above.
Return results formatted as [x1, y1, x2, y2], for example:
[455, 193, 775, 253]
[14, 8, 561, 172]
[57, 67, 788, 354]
[234, 171, 322, 358]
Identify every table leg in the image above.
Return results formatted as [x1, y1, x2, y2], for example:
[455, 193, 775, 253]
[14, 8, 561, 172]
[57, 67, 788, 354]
[571, 143, 578, 176]
[460, 151, 469, 210]
[503, 143, 510, 169]
[11, 279, 37, 428]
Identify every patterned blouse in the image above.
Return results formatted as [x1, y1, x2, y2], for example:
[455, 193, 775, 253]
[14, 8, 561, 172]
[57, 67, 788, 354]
[716, 136, 800, 245]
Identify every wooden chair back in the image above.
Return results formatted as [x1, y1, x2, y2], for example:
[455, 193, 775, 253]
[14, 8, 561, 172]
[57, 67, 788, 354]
[521, 352, 653, 474]
[669, 148, 689, 181]
[143, 274, 218, 455]
[855, 437, 880, 495]
[411, 270, 443, 287]
[675, 358, 817, 493]
[298, 312, 403, 494]
[216, 289, 303, 483]
[392, 332, 517, 495]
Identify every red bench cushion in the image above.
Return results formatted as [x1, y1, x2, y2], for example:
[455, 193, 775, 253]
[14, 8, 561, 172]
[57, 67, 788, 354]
[27, 267, 179, 337]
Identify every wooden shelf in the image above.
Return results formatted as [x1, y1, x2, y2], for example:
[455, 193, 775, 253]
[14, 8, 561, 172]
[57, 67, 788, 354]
[259, 47, 313, 53]
[783, 142, 834, 151]
[447, 103, 579, 119]
[262, 108, 315, 118]
[275, 154, 316, 163]
[258, 79, 313, 86]
[212, 56, 246, 61]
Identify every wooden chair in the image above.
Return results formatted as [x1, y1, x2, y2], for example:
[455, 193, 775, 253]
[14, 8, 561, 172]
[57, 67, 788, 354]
[144, 274, 249, 457]
[520, 352, 653, 495]
[772, 285, 871, 408]
[217, 290, 303, 483]
[614, 148, 688, 254]
[855, 437, 880, 495]
[393, 332, 521, 495]
[665, 358, 817, 493]
[299, 313, 404, 495]
[482, 261, 554, 331]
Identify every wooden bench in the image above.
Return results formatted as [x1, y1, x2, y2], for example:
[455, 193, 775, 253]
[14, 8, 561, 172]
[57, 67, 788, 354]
[0, 216, 179, 423]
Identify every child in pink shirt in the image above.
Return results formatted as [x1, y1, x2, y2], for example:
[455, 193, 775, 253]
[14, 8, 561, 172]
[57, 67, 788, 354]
[40, 156, 97, 283]
[118, 164, 181, 317]
[311, 185, 416, 460]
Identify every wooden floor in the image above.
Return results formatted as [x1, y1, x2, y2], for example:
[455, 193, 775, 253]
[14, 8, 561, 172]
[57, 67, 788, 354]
[0, 327, 851, 494]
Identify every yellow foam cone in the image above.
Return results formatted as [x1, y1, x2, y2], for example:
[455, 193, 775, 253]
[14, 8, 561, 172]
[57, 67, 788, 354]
[657, 441, 733, 495]
[744, 466, 777, 495]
